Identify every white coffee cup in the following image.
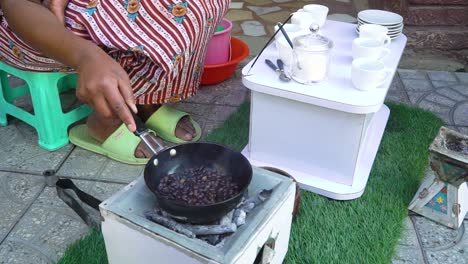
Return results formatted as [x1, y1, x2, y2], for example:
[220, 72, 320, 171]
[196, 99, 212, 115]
[274, 23, 308, 42]
[276, 36, 294, 65]
[351, 58, 393, 91]
[352, 37, 391, 60]
[291, 12, 321, 30]
[302, 4, 329, 28]
[358, 24, 391, 46]
[274, 23, 303, 40]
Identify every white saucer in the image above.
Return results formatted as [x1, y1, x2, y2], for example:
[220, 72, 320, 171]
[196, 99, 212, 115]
[358, 19, 403, 30]
[356, 26, 402, 34]
[357, 22, 403, 33]
[355, 27, 402, 39]
[358, 18, 402, 28]
[358, 9, 404, 26]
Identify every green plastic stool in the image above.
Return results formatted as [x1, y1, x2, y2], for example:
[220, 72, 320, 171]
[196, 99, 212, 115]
[0, 62, 92, 151]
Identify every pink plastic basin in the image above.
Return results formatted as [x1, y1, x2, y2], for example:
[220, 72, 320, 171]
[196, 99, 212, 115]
[204, 18, 233, 65]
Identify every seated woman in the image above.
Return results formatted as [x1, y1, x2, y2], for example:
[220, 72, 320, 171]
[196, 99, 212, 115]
[0, 0, 229, 164]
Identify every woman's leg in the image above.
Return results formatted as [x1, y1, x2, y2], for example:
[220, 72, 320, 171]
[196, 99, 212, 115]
[138, 104, 196, 141]
[86, 111, 161, 158]
[86, 104, 196, 159]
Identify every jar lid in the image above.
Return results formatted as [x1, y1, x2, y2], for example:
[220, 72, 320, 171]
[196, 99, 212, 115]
[293, 24, 333, 52]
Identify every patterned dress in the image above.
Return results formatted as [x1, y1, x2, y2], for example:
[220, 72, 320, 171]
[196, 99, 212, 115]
[0, 0, 230, 104]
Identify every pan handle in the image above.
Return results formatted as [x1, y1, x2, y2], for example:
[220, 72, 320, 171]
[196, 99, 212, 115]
[131, 110, 165, 155]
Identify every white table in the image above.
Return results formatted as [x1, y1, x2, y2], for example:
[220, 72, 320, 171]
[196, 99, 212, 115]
[241, 20, 407, 200]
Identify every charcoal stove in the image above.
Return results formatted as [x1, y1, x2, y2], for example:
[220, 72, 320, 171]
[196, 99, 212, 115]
[100, 167, 296, 264]
[409, 127, 468, 229]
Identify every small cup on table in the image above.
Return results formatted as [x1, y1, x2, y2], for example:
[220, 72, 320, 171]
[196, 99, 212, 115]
[358, 24, 391, 46]
[351, 58, 393, 91]
[301, 4, 329, 28]
[352, 37, 391, 60]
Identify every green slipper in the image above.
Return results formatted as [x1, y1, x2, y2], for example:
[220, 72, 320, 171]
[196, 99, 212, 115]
[145, 105, 202, 144]
[69, 124, 150, 165]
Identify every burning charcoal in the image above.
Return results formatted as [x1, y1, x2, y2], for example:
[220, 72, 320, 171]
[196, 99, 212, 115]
[233, 209, 246, 226]
[215, 238, 226, 248]
[445, 141, 468, 155]
[199, 235, 220, 245]
[144, 210, 195, 238]
[184, 223, 237, 236]
[241, 189, 273, 213]
[220, 210, 234, 226]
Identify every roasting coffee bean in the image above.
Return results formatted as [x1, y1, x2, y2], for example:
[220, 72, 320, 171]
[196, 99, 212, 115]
[157, 166, 240, 206]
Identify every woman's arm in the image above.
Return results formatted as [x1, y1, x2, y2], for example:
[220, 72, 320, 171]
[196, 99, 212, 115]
[1, 0, 137, 131]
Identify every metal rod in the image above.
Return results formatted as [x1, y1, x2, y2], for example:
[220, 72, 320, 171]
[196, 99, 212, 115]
[277, 22, 294, 49]
[244, 14, 293, 76]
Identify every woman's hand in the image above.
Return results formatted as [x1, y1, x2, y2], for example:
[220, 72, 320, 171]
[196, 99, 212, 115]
[76, 48, 138, 132]
[4, 0, 138, 131]
[46, 0, 69, 24]
[44, 0, 138, 131]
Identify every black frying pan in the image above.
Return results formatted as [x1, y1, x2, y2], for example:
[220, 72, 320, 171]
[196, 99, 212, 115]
[132, 113, 252, 224]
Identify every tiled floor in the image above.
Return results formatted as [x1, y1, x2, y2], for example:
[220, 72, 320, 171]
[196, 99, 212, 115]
[0, 0, 467, 263]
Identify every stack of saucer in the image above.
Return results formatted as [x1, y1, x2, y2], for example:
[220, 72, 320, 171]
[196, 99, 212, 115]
[356, 9, 404, 39]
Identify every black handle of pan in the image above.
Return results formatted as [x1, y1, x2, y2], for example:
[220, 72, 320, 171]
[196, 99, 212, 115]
[131, 110, 148, 137]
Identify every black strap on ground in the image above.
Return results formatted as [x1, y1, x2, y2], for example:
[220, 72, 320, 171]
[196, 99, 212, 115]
[55, 178, 102, 229]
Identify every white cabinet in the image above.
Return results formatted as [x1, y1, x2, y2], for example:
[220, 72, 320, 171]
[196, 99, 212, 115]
[241, 20, 407, 200]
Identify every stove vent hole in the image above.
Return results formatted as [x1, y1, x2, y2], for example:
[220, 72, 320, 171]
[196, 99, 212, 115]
[254, 237, 276, 264]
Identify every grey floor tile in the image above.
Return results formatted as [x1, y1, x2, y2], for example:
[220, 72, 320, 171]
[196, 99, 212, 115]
[8, 76, 26, 88]
[391, 217, 425, 264]
[401, 79, 433, 92]
[186, 86, 221, 105]
[0, 238, 51, 264]
[427, 71, 458, 82]
[100, 160, 144, 184]
[435, 87, 468, 102]
[56, 148, 108, 179]
[413, 216, 462, 250]
[425, 221, 468, 264]
[407, 91, 428, 105]
[451, 84, 468, 97]
[398, 69, 427, 80]
[432, 81, 459, 89]
[453, 102, 468, 126]
[455, 72, 468, 84]
[0, 172, 44, 242]
[10, 88, 79, 115]
[385, 75, 411, 104]
[202, 120, 224, 136]
[174, 103, 240, 123]
[457, 127, 468, 135]
[1, 187, 86, 264]
[391, 247, 426, 264]
[3, 180, 124, 263]
[87, 180, 127, 201]
[189, 77, 249, 106]
[234, 35, 270, 56]
[0, 120, 73, 174]
[398, 217, 422, 247]
[424, 92, 457, 107]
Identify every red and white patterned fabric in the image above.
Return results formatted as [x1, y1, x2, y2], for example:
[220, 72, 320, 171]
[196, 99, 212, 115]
[0, 0, 229, 104]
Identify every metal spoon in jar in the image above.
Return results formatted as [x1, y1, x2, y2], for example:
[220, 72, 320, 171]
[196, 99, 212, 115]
[265, 59, 291, 82]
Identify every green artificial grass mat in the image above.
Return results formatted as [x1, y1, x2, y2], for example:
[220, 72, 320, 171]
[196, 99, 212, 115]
[57, 229, 106, 264]
[57, 102, 443, 264]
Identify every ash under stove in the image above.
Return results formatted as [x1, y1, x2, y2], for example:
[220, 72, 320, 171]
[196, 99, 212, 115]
[100, 167, 296, 264]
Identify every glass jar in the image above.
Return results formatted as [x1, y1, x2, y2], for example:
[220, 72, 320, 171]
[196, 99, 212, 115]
[290, 24, 333, 85]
